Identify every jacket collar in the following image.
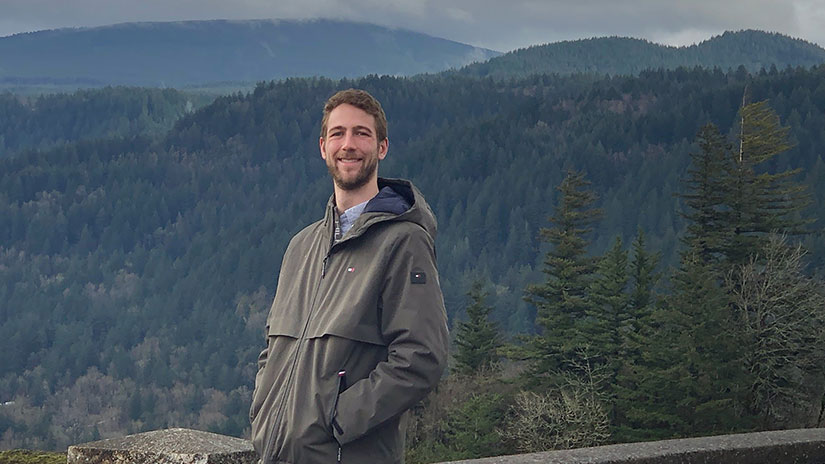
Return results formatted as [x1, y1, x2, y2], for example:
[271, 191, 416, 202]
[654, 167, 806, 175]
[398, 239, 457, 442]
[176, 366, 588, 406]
[322, 177, 437, 244]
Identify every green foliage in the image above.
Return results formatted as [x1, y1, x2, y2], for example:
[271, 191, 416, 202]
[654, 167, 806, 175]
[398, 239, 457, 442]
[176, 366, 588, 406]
[0, 87, 211, 157]
[612, 230, 661, 441]
[678, 124, 731, 263]
[584, 237, 630, 365]
[614, 254, 739, 440]
[582, 236, 631, 426]
[679, 99, 813, 271]
[722, 99, 812, 267]
[405, 373, 515, 464]
[611, 101, 821, 440]
[629, 229, 660, 312]
[0, 450, 66, 464]
[524, 170, 602, 384]
[452, 281, 503, 376]
[664, 253, 749, 434]
[443, 393, 509, 459]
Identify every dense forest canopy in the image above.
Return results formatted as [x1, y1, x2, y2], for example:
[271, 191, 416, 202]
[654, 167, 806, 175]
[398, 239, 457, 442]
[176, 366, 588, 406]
[0, 88, 213, 157]
[0, 34, 824, 455]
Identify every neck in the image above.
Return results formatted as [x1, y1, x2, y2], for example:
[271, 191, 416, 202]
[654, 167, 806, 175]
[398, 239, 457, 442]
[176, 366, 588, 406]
[334, 180, 379, 211]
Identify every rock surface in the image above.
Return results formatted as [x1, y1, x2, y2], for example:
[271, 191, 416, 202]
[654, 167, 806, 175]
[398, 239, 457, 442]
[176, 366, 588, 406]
[65, 427, 825, 463]
[67, 428, 257, 464]
[443, 428, 825, 464]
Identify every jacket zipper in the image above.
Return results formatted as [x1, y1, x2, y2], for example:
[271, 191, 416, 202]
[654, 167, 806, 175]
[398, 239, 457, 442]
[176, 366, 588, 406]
[263, 224, 337, 463]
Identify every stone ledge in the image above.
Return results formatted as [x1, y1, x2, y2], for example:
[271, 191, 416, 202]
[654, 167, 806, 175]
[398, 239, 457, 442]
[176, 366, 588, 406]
[67, 428, 257, 464]
[66, 427, 825, 464]
[442, 428, 825, 464]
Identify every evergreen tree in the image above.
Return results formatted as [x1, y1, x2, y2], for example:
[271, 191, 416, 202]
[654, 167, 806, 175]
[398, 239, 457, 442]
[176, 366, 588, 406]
[453, 280, 502, 376]
[612, 228, 661, 440]
[629, 228, 660, 313]
[618, 252, 747, 440]
[583, 237, 630, 368]
[524, 170, 602, 384]
[583, 236, 630, 423]
[723, 99, 812, 267]
[667, 252, 749, 434]
[678, 124, 731, 264]
[443, 393, 509, 459]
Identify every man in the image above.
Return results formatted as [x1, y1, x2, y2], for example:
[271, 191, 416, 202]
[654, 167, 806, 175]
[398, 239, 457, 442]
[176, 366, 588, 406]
[250, 89, 449, 464]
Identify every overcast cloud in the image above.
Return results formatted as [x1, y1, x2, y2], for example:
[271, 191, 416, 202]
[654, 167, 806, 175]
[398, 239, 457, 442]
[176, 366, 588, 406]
[0, 0, 823, 52]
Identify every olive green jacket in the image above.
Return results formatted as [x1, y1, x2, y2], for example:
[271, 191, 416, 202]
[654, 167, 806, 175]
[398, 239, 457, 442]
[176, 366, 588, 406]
[250, 178, 449, 464]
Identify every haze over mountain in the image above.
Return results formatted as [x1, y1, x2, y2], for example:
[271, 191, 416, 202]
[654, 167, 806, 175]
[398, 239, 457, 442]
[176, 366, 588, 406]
[459, 30, 825, 79]
[0, 19, 500, 87]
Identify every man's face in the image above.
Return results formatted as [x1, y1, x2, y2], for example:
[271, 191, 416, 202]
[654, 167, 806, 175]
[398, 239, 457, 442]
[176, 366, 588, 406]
[320, 103, 388, 191]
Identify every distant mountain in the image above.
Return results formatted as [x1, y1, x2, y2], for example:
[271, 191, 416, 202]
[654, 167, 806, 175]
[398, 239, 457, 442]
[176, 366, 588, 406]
[0, 19, 500, 87]
[459, 30, 825, 79]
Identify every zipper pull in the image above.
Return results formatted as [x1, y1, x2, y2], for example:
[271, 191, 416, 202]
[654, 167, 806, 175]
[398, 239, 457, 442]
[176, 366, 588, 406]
[322, 255, 329, 277]
[337, 370, 347, 392]
[337, 446, 342, 463]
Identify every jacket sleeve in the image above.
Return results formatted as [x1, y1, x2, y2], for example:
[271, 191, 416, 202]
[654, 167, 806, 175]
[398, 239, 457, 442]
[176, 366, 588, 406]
[250, 239, 294, 423]
[332, 227, 449, 445]
[249, 325, 269, 423]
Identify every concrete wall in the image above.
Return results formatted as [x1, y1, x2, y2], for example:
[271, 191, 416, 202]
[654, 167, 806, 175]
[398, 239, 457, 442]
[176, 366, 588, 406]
[440, 428, 825, 464]
[68, 427, 825, 464]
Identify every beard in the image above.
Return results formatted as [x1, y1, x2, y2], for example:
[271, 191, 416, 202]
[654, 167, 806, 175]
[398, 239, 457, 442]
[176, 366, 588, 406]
[326, 150, 379, 191]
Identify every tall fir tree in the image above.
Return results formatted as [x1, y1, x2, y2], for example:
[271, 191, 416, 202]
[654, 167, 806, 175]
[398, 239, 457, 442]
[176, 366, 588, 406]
[678, 124, 731, 265]
[524, 169, 602, 385]
[617, 252, 748, 440]
[453, 280, 502, 376]
[628, 228, 660, 313]
[612, 229, 661, 441]
[666, 252, 750, 435]
[723, 99, 812, 268]
[583, 236, 630, 424]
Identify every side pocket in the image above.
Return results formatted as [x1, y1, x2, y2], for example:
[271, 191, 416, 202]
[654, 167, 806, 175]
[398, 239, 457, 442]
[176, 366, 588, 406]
[329, 370, 346, 437]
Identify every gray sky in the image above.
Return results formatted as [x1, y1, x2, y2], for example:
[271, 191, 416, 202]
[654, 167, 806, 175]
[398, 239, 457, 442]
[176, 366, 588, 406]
[1, 0, 823, 52]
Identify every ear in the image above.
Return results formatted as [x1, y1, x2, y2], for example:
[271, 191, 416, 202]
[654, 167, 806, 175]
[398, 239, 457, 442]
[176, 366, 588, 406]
[377, 138, 388, 160]
[319, 136, 327, 160]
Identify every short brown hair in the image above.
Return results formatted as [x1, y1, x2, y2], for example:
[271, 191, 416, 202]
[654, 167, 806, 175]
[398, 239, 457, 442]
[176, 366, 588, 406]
[320, 89, 388, 142]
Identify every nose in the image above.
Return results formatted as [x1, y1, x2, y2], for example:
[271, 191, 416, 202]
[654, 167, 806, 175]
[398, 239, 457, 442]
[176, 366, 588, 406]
[341, 131, 356, 151]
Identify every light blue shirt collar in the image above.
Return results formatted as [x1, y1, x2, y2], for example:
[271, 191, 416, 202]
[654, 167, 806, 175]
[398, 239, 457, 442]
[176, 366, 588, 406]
[339, 199, 370, 237]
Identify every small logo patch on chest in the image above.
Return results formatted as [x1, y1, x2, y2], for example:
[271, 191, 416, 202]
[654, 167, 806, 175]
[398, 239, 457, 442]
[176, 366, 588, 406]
[347, 267, 356, 273]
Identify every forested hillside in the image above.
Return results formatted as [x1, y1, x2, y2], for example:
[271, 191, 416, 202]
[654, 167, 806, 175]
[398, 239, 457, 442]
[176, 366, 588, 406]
[459, 30, 825, 79]
[0, 88, 213, 157]
[0, 19, 499, 88]
[1, 63, 824, 452]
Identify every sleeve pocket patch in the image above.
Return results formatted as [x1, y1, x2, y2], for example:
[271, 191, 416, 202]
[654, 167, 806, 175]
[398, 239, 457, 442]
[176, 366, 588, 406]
[410, 270, 427, 284]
